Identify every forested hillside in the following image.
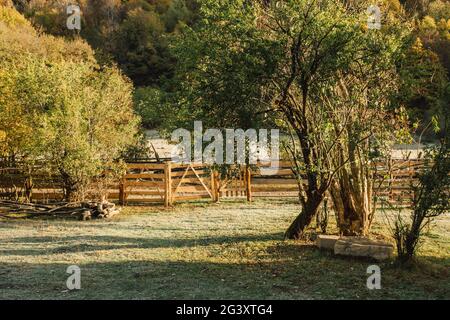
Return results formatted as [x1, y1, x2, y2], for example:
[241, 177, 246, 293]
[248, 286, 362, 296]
[1, 0, 449, 133]
[6, 0, 199, 86]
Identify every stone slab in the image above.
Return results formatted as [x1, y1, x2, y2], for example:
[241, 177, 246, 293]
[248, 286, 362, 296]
[334, 237, 394, 261]
[315, 235, 340, 250]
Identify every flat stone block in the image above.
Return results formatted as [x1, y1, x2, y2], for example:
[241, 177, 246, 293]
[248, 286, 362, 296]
[315, 235, 340, 250]
[334, 237, 394, 261]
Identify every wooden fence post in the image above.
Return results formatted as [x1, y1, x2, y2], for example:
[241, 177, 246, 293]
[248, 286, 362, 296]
[119, 178, 125, 205]
[216, 171, 221, 202]
[24, 175, 33, 203]
[210, 170, 220, 202]
[245, 165, 252, 202]
[164, 161, 172, 207]
[210, 169, 216, 202]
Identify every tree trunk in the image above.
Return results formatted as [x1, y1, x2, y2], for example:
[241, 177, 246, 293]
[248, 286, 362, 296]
[24, 175, 33, 203]
[60, 170, 83, 202]
[285, 195, 323, 239]
[330, 180, 373, 236]
[330, 183, 362, 235]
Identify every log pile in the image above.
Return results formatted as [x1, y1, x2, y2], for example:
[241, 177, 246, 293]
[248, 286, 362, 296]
[79, 201, 121, 221]
[0, 200, 121, 220]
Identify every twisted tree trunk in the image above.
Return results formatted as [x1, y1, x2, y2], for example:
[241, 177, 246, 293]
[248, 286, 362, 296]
[285, 193, 324, 239]
[330, 181, 368, 236]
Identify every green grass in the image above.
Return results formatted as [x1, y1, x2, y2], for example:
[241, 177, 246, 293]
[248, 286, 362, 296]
[0, 199, 449, 299]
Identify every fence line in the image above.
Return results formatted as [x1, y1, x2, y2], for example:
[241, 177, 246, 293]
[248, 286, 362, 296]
[0, 159, 429, 207]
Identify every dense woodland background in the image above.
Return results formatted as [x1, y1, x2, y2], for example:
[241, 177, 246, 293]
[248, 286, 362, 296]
[0, 0, 448, 132]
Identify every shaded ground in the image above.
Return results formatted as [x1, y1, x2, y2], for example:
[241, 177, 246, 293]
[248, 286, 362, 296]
[0, 199, 448, 299]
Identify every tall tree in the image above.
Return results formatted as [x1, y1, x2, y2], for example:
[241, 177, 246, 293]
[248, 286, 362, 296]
[0, 5, 140, 201]
[169, 0, 411, 238]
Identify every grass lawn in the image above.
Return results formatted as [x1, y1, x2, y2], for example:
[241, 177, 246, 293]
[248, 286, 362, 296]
[0, 199, 449, 299]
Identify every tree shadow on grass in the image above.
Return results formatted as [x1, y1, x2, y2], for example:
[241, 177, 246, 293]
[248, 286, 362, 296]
[1, 251, 449, 300]
[0, 259, 309, 300]
[1, 228, 448, 299]
[0, 232, 285, 256]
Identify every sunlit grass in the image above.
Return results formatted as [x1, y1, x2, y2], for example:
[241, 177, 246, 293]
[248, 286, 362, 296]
[0, 199, 448, 299]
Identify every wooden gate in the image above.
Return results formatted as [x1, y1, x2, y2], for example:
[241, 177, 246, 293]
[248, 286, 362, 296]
[118, 162, 166, 205]
[118, 162, 217, 206]
[171, 163, 216, 203]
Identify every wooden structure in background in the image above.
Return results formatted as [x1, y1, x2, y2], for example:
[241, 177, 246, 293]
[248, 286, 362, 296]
[116, 162, 215, 206]
[223, 160, 428, 206]
[0, 166, 62, 202]
[0, 159, 433, 207]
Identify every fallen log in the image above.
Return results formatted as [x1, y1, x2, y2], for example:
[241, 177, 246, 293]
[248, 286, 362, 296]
[0, 200, 53, 211]
[0, 200, 121, 220]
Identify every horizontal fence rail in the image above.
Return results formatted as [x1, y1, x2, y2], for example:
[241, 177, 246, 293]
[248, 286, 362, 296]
[0, 159, 433, 207]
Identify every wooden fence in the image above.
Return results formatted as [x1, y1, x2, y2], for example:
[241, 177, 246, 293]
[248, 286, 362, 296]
[222, 159, 428, 207]
[0, 159, 430, 207]
[0, 166, 62, 201]
[116, 162, 216, 206]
